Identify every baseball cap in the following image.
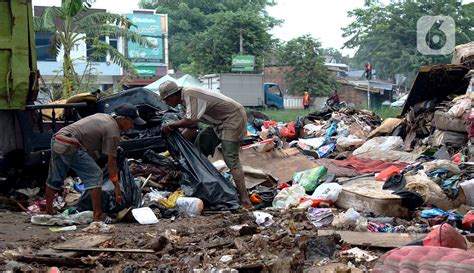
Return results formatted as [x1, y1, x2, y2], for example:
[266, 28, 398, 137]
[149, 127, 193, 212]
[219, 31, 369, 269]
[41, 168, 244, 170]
[159, 81, 181, 100]
[113, 103, 146, 125]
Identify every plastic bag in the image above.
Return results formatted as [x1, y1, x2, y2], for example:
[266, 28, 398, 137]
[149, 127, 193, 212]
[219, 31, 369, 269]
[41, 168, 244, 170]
[165, 131, 240, 211]
[297, 137, 325, 150]
[176, 197, 204, 217]
[332, 208, 361, 229]
[462, 211, 474, 230]
[311, 183, 342, 202]
[253, 211, 274, 228]
[280, 121, 296, 140]
[272, 184, 306, 209]
[293, 166, 328, 192]
[325, 121, 338, 139]
[336, 135, 364, 149]
[317, 143, 336, 158]
[353, 136, 404, 156]
[77, 150, 142, 213]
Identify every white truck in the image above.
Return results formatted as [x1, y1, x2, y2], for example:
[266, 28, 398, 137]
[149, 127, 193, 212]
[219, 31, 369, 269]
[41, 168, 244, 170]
[199, 74, 284, 109]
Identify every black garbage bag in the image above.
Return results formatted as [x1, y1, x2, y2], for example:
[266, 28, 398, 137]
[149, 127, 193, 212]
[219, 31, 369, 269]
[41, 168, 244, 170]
[77, 149, 142, 213]
[164, 131, 240, 211]
[143, 149, 177, 169]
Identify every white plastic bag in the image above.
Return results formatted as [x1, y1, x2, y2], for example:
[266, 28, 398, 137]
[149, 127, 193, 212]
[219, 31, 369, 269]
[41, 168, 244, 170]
[311, 183, 343, 202]
[253, 211, 274, 228]
[272, 184, 306, 209]
[336, 135, 365, 149]
[353, 136, 403, 155]
[176, 197, 204, 217]
[332, 208, 361, 229]
[297, 137, 325, 150]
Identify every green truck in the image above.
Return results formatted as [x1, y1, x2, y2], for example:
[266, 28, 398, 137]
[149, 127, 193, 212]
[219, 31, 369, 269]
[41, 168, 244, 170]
[0, 0, 40, 181]
[0, 1, 92, 185]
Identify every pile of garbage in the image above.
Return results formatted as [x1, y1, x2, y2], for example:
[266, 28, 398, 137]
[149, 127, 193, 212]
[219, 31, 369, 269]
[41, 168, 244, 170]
[3, 92, 474, 271]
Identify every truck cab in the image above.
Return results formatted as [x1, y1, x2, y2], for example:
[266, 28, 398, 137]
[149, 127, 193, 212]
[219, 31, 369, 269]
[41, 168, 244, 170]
[264, 82, 284, 109]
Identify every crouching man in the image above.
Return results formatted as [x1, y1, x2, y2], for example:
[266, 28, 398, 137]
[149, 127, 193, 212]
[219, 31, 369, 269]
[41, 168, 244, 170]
[44, 103, 146, 222]
[159, 81, 252, 209]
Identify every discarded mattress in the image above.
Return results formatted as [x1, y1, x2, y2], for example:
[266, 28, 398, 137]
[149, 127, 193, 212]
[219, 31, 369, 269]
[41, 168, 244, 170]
[336, 177, 409, 218]
[373, 246, 474, 273]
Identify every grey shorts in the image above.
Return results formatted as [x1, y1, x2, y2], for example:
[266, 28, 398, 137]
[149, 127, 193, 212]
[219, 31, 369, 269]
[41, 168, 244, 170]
[195, 127, 242, 169]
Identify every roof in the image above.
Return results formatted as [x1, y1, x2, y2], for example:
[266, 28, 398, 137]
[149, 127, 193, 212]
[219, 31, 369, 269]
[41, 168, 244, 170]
[175, 74, 202, 87]
[143, 75, 177, 92]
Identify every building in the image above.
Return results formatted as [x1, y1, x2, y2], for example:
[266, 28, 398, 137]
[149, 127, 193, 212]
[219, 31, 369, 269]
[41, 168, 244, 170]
[124, 10, 169, 87]
[33, 6, 168, 93]
[338, 79, 394, 108]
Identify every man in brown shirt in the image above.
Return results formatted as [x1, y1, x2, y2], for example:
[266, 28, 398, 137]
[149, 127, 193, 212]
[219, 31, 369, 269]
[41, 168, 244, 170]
[159, 81, 252, 209]
[45, 103, 146, 222]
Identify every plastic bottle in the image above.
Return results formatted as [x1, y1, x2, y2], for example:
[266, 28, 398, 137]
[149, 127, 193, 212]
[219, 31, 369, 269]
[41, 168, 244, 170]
[175, 197, 204, 217]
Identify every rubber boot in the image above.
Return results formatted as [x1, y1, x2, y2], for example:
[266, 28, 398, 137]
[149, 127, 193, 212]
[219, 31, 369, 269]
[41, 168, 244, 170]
[231, 167, 253, 209]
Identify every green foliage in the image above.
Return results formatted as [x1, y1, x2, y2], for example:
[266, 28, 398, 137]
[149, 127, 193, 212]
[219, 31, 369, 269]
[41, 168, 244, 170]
[140, 0, 280, 74]
[373, 106, 402, 120]
[343, 0, 473, 84]
[278, 35, 338, 96]
[262, 109, 313, 123]
[34, 0, 151, 98]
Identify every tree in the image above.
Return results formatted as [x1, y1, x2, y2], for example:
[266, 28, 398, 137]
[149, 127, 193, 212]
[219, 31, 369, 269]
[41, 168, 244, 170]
[342, 0, 473, 84]
[184, 9, 275, 74]
[278, 35, 338, 96]
[139, 0, 280, 74]
[34, 0, 153, 98]
[323, 48, 343, 63]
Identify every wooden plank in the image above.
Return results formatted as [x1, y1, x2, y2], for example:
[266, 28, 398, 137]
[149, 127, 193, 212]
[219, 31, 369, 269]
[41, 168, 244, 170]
[16, 255, 118, 267]
[54, 247, 155, 253]
[37, 235, 113, 258]
[318, 230, 425, 248]
[336, 177, 409, 218]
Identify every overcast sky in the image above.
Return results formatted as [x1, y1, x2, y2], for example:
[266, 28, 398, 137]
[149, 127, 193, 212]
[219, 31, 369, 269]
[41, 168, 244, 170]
[33, 0, 473, 57]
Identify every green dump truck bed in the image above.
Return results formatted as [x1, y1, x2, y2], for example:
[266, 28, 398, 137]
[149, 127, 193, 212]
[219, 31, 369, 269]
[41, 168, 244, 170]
[0, 0, 37, 110]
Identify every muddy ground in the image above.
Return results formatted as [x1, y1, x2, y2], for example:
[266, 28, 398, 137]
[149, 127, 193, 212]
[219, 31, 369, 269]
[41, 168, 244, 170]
[0, 209, 380, 272]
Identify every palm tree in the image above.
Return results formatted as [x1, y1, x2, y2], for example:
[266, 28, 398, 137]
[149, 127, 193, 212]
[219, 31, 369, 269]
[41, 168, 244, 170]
[33, 0, 153, 98]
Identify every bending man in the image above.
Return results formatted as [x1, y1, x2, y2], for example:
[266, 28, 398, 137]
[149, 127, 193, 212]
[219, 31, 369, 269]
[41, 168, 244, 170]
[159, 81, 252, 209]
[45, 103, 146, 221]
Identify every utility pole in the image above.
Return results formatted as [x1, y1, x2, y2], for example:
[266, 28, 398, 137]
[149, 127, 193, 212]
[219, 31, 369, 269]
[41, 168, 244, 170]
[367, 80, 371, 110]
[239, 29, 243, 54]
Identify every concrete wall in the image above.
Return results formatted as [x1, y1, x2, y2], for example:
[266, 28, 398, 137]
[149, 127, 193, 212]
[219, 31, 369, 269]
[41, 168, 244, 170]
[264, 66, 291, 93]
[339, 82, 366, 106]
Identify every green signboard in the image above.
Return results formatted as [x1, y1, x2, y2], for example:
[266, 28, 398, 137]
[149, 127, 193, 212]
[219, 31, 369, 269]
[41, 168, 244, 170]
[231, 66, 255, 72]
[127, 14, 164, 65]
[135, 66, 156, 76]
[231, 55, 255, 72]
